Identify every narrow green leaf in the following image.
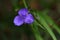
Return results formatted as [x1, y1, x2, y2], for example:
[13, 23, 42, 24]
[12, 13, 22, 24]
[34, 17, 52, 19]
[31, 21, 43, 40]
[42, 10, 60, 34]
[33, 11, 57, 40]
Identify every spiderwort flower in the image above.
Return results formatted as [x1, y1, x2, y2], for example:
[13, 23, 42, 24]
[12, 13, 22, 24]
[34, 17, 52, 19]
[13, 8, 34, 26]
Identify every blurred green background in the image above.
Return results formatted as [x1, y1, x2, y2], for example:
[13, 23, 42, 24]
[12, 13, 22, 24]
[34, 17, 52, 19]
[0, 0, 60, 40]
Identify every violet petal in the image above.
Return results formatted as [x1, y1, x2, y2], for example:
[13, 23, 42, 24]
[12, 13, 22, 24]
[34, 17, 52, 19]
[13, 15, 24, 26]
[18, 8, 29, 16]
[24, 14, 34, 24]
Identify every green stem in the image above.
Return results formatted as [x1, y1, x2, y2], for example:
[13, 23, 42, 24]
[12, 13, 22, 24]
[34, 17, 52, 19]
[23, 0, 28, 8]
[35, 20, 45, 30]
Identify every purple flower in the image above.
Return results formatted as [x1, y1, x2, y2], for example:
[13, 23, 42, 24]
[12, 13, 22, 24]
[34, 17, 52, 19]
[13, 8, 34, 26]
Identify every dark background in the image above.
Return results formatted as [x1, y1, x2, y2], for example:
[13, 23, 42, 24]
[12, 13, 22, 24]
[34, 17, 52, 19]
[0, 0, 60, 40]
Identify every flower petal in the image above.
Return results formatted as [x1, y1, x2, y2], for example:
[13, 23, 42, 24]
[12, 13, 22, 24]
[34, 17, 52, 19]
[18, 8, 29, 16]
[13, 15, 24, 26]
[24, 14, 34, 24]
